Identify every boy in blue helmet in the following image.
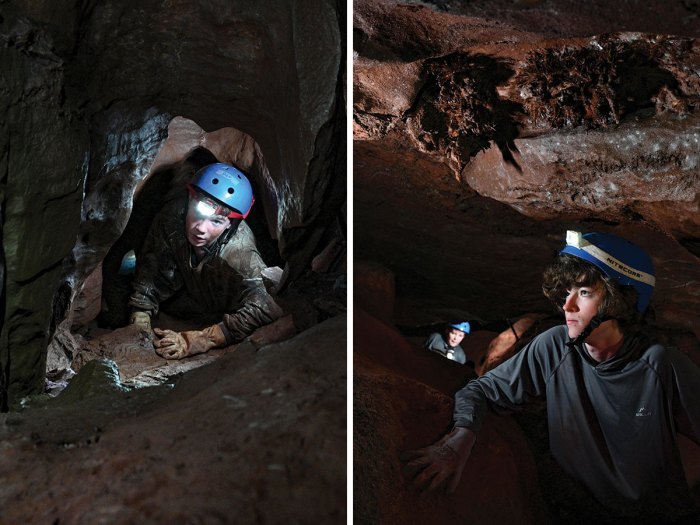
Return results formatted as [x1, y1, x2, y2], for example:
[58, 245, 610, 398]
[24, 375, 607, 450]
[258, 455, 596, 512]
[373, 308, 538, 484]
[403, 231, 700, 522]
[424, 322, 473, 366]
[128, 162, 283, 359]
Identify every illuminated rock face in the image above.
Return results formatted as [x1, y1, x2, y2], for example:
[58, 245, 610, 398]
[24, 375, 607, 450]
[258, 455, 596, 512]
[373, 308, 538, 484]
[1, 0, 345, 402]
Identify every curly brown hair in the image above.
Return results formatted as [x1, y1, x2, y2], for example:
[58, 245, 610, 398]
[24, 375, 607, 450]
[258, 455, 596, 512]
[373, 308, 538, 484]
[542, 254, 641, 329]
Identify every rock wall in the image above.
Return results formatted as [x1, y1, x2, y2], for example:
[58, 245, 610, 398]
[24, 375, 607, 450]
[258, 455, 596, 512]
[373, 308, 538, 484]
[354, 310, 548, 525]
[1, 0, 345, 404]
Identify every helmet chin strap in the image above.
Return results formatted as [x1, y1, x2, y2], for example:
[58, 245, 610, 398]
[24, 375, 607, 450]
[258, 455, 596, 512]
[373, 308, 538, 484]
[565, 314, 612, 348]
[201, 220, 240, 255]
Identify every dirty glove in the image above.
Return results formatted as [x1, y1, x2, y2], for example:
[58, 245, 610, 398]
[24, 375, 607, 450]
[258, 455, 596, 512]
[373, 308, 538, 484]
[129, 311, 152, 331]
[400, 427, 476, 494]
[153, 324, 227, 360]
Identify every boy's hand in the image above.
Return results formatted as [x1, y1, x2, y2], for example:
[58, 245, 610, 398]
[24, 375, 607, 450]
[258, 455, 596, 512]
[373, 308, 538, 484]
[400, 427, 476, 494]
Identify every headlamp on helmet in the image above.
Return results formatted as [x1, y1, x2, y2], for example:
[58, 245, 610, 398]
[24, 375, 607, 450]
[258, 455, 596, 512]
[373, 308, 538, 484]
[560, 230, 655, 313]
[195, 198, 219, 217]
[187, 189, 234, 218]
[188, 162, 255, 219]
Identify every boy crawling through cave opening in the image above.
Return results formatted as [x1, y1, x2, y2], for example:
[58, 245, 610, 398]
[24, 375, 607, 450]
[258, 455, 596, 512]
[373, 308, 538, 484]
[127, 162, 283, 360]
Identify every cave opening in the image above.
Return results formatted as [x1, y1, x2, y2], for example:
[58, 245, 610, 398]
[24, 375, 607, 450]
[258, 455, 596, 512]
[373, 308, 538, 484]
[96, 120, 283, 331]
[45, 114, 329, 395]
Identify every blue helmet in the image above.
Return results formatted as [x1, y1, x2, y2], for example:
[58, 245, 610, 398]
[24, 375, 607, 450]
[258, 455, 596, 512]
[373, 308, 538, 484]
[449, 322, 471, 334]
[189, 163, 254, 219]
[560, 231, 655, 313]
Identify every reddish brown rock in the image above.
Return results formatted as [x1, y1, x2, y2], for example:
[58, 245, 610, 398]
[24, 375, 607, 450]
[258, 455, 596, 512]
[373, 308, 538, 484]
[0, 315, 346, 524]
[246, 314, 298, 348]
[354, 2, 700, 347]
[355, 260, 397, 324]
[477, 313, 551, 375]
[355, 3, 700, 521]
[462, 114, 700, 239]
[355, 312, 548, 524]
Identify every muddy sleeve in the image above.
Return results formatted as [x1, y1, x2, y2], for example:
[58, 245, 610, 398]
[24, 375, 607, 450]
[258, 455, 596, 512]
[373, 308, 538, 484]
[128, 215, 184, 316]
[453, 332, 553, 433]
[218, 233, 284, 344]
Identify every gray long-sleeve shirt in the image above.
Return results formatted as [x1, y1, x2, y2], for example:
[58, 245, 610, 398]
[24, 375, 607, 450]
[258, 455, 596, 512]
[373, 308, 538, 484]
[454, 325, 700, 520]
[128, 197, 283, 343]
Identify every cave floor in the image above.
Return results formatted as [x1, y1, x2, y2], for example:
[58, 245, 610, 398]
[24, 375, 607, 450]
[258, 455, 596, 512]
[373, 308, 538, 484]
[0, 315, 347, 524]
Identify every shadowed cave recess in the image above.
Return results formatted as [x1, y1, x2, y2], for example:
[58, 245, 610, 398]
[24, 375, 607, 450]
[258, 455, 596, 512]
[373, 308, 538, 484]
[354, 0, 700, 524]
[0, 1, 346, 523]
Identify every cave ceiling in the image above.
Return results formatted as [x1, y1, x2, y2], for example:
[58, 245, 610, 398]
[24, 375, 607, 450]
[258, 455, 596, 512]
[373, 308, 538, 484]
[354, 0, 700, 342]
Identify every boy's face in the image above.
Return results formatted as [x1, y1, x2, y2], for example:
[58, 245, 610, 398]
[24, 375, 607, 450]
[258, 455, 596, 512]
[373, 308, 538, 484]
[185, 196, 230, 249]
[563, 281, 605, 339]
[447, 328, 466, 347]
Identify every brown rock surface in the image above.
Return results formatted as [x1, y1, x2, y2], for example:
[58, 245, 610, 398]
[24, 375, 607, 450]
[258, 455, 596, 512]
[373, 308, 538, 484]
[477, 313, 554, 374]
[0, 315, 346, 524]
[354, 0, 700, 341]
[354, 261, 397, 324]
[354, 311, 547, 525]
[462, 114, 700, 239]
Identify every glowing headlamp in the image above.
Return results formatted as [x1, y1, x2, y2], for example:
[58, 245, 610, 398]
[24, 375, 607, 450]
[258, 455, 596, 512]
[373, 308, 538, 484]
[187, 184, 244, 218]
[196, 199, 218, 217]
[566, 230, 584, 248]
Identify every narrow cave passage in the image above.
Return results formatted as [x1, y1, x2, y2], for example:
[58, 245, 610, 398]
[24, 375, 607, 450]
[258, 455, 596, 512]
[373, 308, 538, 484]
[98, 118, 283, 330]
[2, 112, 346, 521]
[46, 116, 344, 395]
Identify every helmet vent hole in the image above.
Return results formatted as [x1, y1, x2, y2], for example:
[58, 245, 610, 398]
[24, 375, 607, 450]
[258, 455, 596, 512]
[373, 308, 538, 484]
[227, 187, 234, 194]
[212, 178, 219, 185]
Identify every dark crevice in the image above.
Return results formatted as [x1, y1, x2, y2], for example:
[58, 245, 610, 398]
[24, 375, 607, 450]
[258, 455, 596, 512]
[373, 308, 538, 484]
[405, 52, 523, 172]
[679, 237, 700, 259]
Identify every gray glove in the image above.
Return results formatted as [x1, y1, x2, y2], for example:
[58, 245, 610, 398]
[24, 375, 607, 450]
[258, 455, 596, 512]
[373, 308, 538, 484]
[401, 427, 476, 494]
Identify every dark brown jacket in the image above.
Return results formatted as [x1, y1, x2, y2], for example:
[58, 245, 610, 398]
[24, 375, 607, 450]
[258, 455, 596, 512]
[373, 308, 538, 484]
[129, 197, 283, 343]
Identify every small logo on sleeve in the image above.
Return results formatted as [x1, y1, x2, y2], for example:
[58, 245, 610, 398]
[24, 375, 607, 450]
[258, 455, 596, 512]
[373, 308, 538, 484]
[635, 407, 652, 417]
